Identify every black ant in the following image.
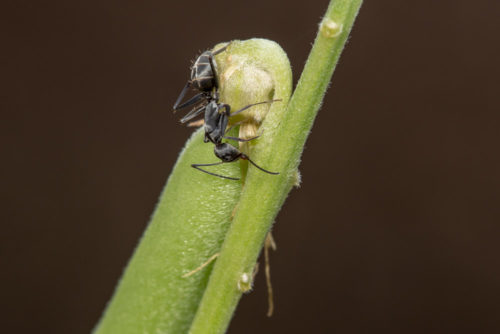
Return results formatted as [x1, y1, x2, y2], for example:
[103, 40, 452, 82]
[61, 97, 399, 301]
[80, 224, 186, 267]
[191, 99, 281, 180]
[173, 43, 280, 180]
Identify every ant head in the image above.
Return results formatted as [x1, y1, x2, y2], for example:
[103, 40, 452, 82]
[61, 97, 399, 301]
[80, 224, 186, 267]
[214, 143, 241, 163]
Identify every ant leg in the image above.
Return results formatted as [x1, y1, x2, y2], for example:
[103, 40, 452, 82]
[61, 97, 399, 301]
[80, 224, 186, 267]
[230, 99, 282, 117]
[215, 102, 230, 134]
[180, 104, 206, 123]
[223, 120, 261, 142]
[224, 120, 243, 134]
[191, 162, 240, 181]
[242, 155, 279, 175]
[174, 92, 205, 112]
[224, 135, 260, 142]
[173, 82, 191, 110]
[218, 103, 231, 116]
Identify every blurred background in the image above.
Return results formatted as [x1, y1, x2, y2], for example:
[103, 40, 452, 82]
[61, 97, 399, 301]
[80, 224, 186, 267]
[2, 0, 499, 333]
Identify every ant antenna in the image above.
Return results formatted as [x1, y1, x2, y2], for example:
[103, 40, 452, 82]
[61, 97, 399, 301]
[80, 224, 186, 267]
[230, 99, 282, 117]
[242, 155, 279, 175]
[191, 162, 240, 181]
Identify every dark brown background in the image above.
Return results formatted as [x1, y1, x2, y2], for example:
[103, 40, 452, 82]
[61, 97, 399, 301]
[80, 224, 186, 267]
[2, 0, 499, 333]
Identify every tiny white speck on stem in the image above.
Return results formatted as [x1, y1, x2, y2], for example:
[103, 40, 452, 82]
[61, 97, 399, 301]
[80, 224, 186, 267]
[321, 18, 343, 38]
[237, 272, 253, 292]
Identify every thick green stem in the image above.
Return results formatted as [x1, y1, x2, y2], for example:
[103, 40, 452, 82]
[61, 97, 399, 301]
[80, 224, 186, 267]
[94, 129, 243, 334]
[188, 1, 363, 333]
[93, 39, 291, 333]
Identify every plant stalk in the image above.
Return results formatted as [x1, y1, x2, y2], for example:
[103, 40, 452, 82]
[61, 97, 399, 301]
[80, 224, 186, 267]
[188, 1, 363, 333]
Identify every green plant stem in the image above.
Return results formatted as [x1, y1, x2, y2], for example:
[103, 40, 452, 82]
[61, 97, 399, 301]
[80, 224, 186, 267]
[188, 1, 363, 333]
[94, 39, 292, 334]
[94, 129, 243, 334]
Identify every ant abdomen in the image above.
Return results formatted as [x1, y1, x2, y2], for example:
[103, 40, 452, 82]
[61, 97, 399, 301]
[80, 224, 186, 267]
[190, 51, 216, 92]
